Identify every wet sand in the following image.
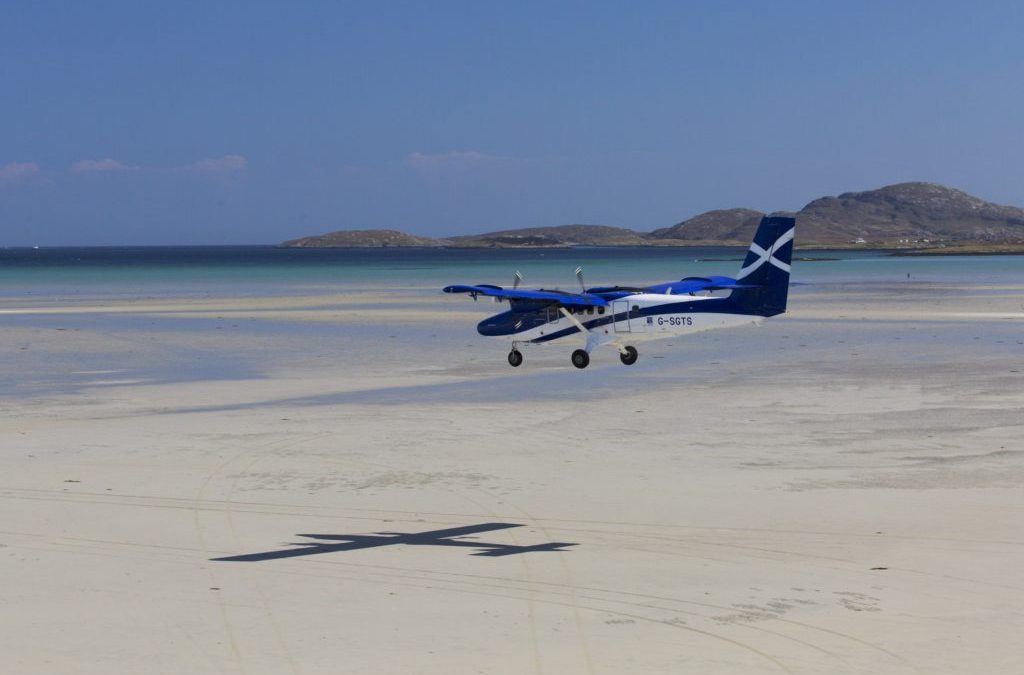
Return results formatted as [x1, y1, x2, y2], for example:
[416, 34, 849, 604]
[2, 281, 1023, 674]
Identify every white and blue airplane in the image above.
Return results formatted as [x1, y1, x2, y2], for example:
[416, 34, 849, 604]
[444, 215, 795, 369]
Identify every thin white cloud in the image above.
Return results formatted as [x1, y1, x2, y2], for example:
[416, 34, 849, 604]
[407, 150, 503, 172]
[0, 161, 39, 183]
[70, 155, 247, 175]
[72, 158, 131, 173]
[193, 154, 248, 172]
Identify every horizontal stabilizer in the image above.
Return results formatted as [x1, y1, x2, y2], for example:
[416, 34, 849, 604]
[472, 542, 578, 556]
[642, 275, 757, 295]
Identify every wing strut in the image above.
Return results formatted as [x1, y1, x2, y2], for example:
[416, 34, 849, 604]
[558, 307, 625, 355]
[558, 307, 588, 334]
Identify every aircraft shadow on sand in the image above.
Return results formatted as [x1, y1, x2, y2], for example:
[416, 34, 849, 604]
[211, 522, 576, 562]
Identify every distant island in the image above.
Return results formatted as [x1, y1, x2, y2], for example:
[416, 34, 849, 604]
[280, 182, 1024, 253]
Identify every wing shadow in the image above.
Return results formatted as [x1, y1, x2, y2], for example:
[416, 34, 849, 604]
[212, 522, 576, 562]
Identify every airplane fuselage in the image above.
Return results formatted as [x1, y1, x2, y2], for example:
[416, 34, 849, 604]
[478, 291, 762, 345]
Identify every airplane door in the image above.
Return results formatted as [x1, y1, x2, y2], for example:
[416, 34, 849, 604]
[612, 299, 631, 332]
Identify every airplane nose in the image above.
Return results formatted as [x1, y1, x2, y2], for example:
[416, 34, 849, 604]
[477, 310, 518, 336]
[477, 319, 509, 336]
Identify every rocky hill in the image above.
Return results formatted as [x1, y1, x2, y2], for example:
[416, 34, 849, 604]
[793, 182, 1024, 244]
[648, 208, 765, 243]
[647, 184, 1024, 246]
[279, 183, 1024, 249]
[280, 229, 445, 248]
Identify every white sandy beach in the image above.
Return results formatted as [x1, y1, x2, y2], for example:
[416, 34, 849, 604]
[2, 281, 1023, 674]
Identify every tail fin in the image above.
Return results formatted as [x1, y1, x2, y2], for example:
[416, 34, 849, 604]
[731, 215, 795, 317]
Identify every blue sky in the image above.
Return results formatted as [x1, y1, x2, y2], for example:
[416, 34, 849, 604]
[2, 1, 1022, 245]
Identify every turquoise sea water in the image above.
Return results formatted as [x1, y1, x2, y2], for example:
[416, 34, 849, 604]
[1, 246, 1021, 299]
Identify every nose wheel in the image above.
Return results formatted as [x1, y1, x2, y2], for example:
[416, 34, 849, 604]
[507, 349, 523, 367]
[619, 345, 638, 365]
[571, 349, 590, 369]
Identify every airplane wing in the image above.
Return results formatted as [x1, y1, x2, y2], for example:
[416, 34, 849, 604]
[443, 284, 609, 308]
[210, 539, 370, 562]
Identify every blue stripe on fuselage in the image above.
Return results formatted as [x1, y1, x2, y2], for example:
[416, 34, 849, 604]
[483, 296, 761, 343]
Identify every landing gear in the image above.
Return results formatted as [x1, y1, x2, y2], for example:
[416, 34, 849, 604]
[619, 345, 638, 366]
[508, 349, 523, 367]
[571, 349, 590, 369]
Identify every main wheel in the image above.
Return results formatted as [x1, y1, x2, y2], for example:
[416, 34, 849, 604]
[571, 349, 590, 369]
[508, 349, 523, 367]
[619, 345, 638, 365]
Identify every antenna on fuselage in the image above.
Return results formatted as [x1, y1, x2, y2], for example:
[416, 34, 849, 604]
[575, 266, 585, 293]
[513, 270, 523, 289]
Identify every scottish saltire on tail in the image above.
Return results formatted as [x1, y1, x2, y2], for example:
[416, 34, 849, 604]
[444, 216, 796, 369]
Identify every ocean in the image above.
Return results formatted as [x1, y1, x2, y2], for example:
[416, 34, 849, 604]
[2, 246, 1021, 300]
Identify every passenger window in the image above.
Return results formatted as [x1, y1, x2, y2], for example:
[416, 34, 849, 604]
[598, 307, 605, 315]
[587, 307, 594, 315]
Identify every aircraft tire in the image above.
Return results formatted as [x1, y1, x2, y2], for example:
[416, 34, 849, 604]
[571, 349, 590, 369]
[619, 345, 638, 365]
[508, 349, 523, 367]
